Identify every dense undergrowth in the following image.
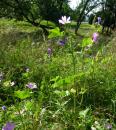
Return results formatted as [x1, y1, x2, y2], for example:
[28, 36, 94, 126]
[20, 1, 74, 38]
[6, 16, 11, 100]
[0, 19, 116, 130]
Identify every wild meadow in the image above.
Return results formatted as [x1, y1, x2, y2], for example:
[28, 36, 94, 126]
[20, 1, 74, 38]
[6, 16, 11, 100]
[0, 16, 116, 130]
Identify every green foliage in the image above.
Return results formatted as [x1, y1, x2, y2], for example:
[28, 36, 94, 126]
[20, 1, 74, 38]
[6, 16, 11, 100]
[40, 20, 56, 28]
[48, 27, 64, 38]
[14, 90, 31, 100]
[79, 108, 90, 118]
[37, 0, 70, 23]
[0, 19, 116, 130]
[0, 0, 71, 24]
[81, 38, 93, 47]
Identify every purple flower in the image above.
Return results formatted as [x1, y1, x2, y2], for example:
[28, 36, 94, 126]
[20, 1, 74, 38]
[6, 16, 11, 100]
[47, 48, 52, 56]
[2, 122, 15, 130]
[26, 82, 37, 89]
[92, 32, 99, 43]
[97, 17, 101, 24]
[106, 124, 112, 129]
[59, 40, 65, 46]
[2, 106, 7, 111]
[59, 16, 71, 25]
[59, 38, 67, 46]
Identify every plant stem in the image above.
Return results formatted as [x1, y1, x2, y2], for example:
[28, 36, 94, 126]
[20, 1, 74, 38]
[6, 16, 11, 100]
[15, 105, 26, 130]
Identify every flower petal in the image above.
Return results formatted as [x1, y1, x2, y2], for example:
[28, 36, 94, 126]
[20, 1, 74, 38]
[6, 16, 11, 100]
[59, 19, 65, 24]
[62, 16, 67, 23]
[67, 16, 71, 22]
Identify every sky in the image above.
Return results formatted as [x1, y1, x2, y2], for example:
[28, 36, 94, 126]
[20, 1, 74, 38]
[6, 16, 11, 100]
[69, 0, 81, 9]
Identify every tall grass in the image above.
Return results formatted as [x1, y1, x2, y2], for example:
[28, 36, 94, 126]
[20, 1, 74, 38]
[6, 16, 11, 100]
[0, 19, 116, 130]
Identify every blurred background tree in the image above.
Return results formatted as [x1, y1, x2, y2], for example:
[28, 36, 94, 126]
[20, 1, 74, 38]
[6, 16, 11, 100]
[0, 0, 115, 31]
[0, 0, 71, 24]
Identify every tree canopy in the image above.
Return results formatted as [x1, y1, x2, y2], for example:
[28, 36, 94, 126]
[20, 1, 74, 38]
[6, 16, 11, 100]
[0, 0, 71, 23]
[0, 0, 115, 32]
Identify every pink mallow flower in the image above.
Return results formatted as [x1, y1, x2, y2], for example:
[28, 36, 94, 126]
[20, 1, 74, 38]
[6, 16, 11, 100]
[47, 48, 52, 56]
[2, 122, 15, 130]
[59, 16, 71, 25]
[92, 32, 99, 43]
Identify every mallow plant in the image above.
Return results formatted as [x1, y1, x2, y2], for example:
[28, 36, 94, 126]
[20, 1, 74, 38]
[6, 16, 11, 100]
[47, 15, 100, 129]
[1, 15, 114, 130]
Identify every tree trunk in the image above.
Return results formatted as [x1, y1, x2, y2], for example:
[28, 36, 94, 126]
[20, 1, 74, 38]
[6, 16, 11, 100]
[75, 0, 90, 34]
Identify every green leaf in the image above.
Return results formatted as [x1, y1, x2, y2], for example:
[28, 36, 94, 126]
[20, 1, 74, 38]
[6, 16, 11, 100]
[50, 76, 60, 82]
[79, 108, 90, 118]
[40, 20, 56, 28]
[14, 90, 31, 99]
[48, 27, 64, 38]
[22, 73, 29, 78]
[81, 38, 93, 47]
[51, 75, 77, 88]
[3, 80, 11, 87]
[54, 90, 70, 97]
[25, 101, 34, 111]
